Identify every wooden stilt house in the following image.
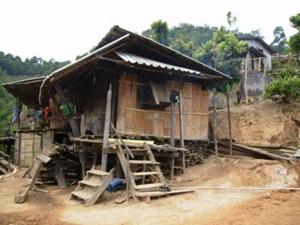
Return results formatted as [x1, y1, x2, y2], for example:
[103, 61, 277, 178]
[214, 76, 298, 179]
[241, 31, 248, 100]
[3, 26, 230, 199]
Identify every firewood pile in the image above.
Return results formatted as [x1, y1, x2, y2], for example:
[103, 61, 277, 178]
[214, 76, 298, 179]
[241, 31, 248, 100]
[185, 141, 212, 166]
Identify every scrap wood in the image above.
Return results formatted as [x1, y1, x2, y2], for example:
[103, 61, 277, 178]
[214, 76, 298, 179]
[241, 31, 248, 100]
[233, 143, 293, 161]
[219, 141, 295, 161]
[171, 186, 300, 191]
[15, 158, 43, 203]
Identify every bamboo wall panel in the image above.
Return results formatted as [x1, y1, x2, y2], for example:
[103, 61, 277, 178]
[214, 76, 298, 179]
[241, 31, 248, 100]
[116, 73, 209, 140]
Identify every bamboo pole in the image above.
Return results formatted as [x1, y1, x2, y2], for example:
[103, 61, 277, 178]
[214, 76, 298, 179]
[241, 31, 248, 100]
[226, 91, 233, 155]
[101, 83, 112, 171]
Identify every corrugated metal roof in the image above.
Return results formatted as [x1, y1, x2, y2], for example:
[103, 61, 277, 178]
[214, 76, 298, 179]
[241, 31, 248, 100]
[95, 26, 231, 79]
[116, 51, 202, 75]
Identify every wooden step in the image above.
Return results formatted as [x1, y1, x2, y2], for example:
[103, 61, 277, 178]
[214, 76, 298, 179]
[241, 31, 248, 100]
[130, 148, 147, 151]
[80, 180, 101, 187]
[133, 172, 159, 176]
[129, 160, 160, 165]
[134, 189, 194, 197]
[71, 190, 93, 201]
[87, 170, 109, 176]
[135, 183, 164, 190]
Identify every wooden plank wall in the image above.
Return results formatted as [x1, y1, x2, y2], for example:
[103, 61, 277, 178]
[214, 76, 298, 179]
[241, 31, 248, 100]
[80, 74, 108, 136]
[116, 73, 209, 140]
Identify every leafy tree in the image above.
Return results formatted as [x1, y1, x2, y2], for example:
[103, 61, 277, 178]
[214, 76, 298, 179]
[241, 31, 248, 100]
[271, 26, 287, 53]
[169, 35, 194, 57]
[142, 23, 217, 56]
[264, 66, 300, 101]
[249, 29, 264, 39]
[0, 51, 70, 76]
[193, 26, 247, 83]
[289, 13, 300, 53]
[148, 20, 169, 45]
[226, 11, 237, 32]
[0, 51, 70, 134]
[168, 24, 216, 48]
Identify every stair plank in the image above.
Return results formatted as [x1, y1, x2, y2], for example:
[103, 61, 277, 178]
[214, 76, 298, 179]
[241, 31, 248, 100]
[80, 180, 101, 187]
[129, 160, 160, 165]
[71, 190, 93, 201]
[135, 183, 164, 190]
[133, 172, 159, 176]
[135, 189, 193, 197]
[130, 148, 147, 151]
[87, 170, 109, 176]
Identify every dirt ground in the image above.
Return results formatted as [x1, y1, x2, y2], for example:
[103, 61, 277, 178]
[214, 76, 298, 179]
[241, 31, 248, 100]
[1, 156, 300, 225]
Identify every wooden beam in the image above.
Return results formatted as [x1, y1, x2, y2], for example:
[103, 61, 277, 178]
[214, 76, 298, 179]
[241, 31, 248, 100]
[244, 54, 249, 104]
[213, 88, 218, 156]
[179, 79, 185, 173]
[101, 83, 112, 171]
[226, 91, 233, 155]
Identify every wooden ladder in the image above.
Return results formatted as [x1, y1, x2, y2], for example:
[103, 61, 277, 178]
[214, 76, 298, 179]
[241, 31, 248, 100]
[71, 168, 114, 206]
[116, 142, 169, 198]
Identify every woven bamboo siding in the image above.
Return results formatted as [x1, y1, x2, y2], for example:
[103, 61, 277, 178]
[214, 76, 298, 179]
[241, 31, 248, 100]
[116, 73, 209, 140]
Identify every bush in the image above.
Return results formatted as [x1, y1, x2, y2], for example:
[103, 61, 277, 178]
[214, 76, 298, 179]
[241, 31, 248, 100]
[264, 67, 300, 100]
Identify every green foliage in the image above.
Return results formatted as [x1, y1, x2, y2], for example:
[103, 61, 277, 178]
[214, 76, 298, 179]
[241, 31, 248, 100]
[148, 20, 169, 45]
[0, 51, 70, 76]
[264, 66, 300, 100]
[0, 51, 69, 135]
[143, 19, 247, 91]
[271, 26, 288, 53]
[0, 75, 27, 135]
[289, 13, 300, 53]
[193, 27, 247, 82]
[142, 23, 217, 56]
[226, 11, 237, 27]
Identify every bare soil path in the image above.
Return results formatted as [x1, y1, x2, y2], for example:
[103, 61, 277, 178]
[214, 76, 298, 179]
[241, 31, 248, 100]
[0, 156, 299, 225]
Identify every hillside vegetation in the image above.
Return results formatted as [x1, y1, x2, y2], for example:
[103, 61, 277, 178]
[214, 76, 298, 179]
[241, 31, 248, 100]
[0, 52, 69, 135]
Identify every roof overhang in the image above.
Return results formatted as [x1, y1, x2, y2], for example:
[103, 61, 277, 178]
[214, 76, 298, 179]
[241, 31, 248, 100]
[3, 76, 45, 107]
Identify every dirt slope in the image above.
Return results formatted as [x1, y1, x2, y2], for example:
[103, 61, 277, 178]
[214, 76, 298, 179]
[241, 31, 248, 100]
[214, 101, 300, 147]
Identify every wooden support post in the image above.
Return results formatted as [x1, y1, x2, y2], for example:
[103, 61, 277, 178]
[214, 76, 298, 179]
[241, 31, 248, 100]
[179, 84, 185, 148]
[101, 83, 112, 171]
[244, 54, 249, 104]
[170, 157, 175, 181]
[15, 97, 21, 166]
[226, 91, 233, 155]
[179, 79, 185, 173]
[170, 103, 176, 148]
[213, 89, 218, 156]
[54, 84, 80, 136]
